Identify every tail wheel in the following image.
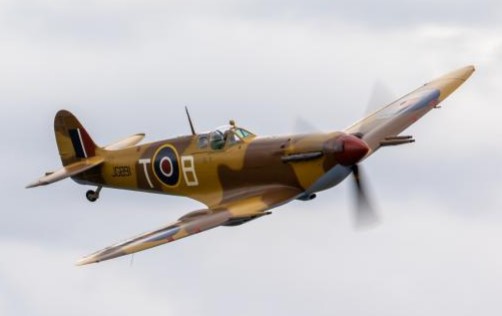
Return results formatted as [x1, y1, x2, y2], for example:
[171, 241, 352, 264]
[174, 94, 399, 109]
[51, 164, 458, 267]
[86, 186, 102, 202]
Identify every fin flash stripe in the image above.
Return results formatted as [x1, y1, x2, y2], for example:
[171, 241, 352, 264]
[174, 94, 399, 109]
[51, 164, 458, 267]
[69, 128, 95, 158]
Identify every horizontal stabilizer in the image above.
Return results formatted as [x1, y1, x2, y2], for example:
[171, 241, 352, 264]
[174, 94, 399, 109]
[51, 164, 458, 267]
[26, 156, 104, 188]
[104, 133, 145, 150]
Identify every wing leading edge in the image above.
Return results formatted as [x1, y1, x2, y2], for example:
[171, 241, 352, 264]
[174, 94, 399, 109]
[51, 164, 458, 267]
[345, 65, 475, 153]
[76, 185, 301, 265]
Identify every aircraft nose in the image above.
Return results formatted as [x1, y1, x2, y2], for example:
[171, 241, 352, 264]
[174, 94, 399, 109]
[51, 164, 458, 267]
[334, 135, 370, 166]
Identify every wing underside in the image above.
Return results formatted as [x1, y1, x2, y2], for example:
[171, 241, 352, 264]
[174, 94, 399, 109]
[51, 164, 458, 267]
[77, 185, 301, 265]
[345, 66, 475, 153]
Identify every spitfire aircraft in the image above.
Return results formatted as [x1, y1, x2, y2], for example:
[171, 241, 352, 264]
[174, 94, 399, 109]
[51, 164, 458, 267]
[27, 66, 475, 265]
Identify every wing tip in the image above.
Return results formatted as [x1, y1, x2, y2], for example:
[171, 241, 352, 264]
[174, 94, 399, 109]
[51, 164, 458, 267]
[25, 181, 44, 189]
[75, 256, 97, 266]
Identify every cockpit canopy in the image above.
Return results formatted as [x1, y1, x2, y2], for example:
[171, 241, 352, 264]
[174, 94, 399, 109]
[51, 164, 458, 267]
[197, 125, 255, 150]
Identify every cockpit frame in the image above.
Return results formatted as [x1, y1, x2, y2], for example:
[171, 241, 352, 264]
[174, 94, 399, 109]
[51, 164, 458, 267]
[196, 125, 255, 151]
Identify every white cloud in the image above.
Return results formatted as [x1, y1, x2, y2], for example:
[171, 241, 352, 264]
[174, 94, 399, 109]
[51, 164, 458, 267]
[0, 239, 176, 316]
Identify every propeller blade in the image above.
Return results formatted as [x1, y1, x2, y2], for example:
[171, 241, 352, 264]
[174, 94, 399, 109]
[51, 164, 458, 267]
[353, 80, 396, 138]
[293, 117, 320, 134]
[366, 80, 395, 114]
[351, 164, 379, 228]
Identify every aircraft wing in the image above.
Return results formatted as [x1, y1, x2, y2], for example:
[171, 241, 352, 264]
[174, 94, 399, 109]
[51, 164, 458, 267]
[76, 185, 301, 265]
[345, 65, 475, 154]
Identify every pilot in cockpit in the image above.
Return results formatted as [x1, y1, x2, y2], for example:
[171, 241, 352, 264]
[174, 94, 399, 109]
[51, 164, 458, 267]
[204, 121, 255, 151]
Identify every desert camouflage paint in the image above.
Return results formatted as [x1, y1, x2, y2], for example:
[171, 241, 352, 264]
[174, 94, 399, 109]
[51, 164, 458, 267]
[27, 65, 475, 265]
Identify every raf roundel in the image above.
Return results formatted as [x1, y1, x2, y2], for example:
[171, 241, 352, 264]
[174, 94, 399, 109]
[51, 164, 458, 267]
[152, 145, 180, 187]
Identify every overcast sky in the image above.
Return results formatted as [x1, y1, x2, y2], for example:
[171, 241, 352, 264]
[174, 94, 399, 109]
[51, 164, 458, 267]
[1, 1, 502, 315]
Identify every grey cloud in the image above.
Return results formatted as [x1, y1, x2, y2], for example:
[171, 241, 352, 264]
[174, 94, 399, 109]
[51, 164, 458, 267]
[4, 202, 502, 316]
[3, 0, 501, 46]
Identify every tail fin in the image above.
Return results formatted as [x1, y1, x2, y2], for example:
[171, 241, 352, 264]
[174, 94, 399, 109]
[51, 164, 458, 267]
[54, 110, 99, 166]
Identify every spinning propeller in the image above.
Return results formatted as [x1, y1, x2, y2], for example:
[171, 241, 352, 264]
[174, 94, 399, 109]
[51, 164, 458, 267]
[333, 134, 378, 228]
[294, 82, 394, 228]
[344, 80, 395, 227]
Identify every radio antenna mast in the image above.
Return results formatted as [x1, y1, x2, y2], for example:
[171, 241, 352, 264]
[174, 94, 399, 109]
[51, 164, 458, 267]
[185, 106, 196, 136]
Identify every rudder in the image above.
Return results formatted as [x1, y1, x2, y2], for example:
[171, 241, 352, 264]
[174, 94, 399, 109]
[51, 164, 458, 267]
[54, 110, 99, 166]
